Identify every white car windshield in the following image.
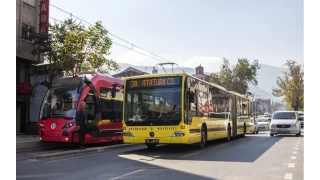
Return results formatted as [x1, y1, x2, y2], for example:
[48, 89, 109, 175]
[257, 119, 269, 122]
[273, 112, 296, 119]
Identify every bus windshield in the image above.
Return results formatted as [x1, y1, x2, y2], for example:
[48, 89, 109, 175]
[124, 86, 182, 126]
[40, 86, 80, 119]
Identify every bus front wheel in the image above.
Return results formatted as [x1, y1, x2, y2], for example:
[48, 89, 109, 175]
[197, 126, 207, 149]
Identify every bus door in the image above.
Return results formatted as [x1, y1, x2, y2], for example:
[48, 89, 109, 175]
[82, 78, 101, 137]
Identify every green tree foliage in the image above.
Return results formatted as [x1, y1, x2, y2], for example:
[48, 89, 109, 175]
[209, 58, 260, 94]
[37, 18, 119, 75]
[272, 60, 304, 111]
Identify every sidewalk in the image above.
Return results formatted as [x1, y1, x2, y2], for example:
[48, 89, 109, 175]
[16, 134, 55, 150]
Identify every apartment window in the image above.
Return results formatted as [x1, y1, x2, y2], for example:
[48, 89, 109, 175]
[21, 23, 34, 42]
[23, 0, 35, 6]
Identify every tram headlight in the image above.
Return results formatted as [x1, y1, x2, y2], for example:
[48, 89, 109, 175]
[172, 132, 185, 137]
[123, 132, 134, 137]
[63, 122, 75, 129]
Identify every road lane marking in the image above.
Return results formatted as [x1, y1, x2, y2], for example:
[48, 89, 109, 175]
[294, 148, 298, 150]
[109, 169, 145, 180]
[288, 163, 295, 168]
[293, 151, 297, 154]
[291, 156, 296, 160]
[284, 173, 293, 179]
[180, 151, 203, 158]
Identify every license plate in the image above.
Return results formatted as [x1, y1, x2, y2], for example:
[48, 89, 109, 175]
[145, 139, 159, 144]
[279, 129, 288, 132]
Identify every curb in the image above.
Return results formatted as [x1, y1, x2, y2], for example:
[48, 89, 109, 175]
[30, 144, 136, 160]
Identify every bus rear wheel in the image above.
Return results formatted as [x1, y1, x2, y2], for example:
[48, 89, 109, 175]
[226, 125, 231, 142]
[242, 123, 246, 137]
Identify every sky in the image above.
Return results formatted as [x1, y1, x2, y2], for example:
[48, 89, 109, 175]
[50, 0, 303, 73]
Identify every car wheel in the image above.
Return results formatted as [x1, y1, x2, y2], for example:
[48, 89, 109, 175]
[296, 131, 301, 137]
[256, 130, 259, 134]
[270, 133, 274, 137]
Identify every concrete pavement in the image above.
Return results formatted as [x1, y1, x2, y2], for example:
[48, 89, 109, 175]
[17, 131, 304, 180]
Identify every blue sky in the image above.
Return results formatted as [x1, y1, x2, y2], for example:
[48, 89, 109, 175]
[50, 0, 303, 72]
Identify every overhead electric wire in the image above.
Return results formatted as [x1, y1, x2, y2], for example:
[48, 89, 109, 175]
[49, 4, 195, 74]
[17, 2, 195, 74]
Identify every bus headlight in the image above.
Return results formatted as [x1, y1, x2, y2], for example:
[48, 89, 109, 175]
[172, 132, 185, 137]
[123, 132, 134, 137]
[63, 122, 75, 129]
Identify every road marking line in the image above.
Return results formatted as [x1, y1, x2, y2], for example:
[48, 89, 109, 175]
[284, 173, 293, 179]
[294, 148, 298, 150]
[180, 151, 203, 158]
[288, 163, 295, 168]
[291, 156, 296, 160]
[293, 151, 297, 154]
[109, 169, 145, 180]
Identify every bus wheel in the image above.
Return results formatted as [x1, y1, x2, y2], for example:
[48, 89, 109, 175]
[146, 144, 156, 150]
[242, 123, 246, 137]
[226, 125, 231, 142]
[198, 126, 207, 149]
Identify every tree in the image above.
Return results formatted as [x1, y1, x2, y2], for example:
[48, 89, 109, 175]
[272, 60, 304, 111]
[209, 58, 260, 94]
[271, 102, 285, 111]
[33, 18, 119, 76]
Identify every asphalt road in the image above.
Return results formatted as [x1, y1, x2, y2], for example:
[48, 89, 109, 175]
[17, 131, 304, 180]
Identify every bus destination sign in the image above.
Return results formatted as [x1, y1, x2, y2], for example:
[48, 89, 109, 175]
[128, 76, 181, 88]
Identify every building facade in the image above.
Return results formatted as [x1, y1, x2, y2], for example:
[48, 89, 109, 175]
[191, 65, 211, 81]
[16, 0, 46, 134]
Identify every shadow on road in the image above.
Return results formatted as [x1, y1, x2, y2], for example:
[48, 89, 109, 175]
[120, 135, 284, 163]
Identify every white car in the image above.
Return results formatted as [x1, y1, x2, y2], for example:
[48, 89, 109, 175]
[248, 118, 259, 134]
[270, 111, 302, 137]
[256, 117, 270, 131]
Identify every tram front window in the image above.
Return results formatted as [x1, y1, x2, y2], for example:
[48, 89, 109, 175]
[40, 86, 80, 119]
[124, 87, 182, 126]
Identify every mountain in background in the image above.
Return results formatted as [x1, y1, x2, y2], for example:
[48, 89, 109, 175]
[109, 63, 287, 102]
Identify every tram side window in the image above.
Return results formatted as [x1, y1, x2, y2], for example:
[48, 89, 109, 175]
[112, 101, 123, 122]
[101, 98, 123, 122]
[101, 98, 112, 120]
[84, 94, 96, 122]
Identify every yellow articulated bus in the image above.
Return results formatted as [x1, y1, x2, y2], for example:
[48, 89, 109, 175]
[122, 73, 252, 149]
[228, 91, 254, 136]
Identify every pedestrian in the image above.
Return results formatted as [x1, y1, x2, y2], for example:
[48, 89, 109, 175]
[76, 102, 88, 150]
